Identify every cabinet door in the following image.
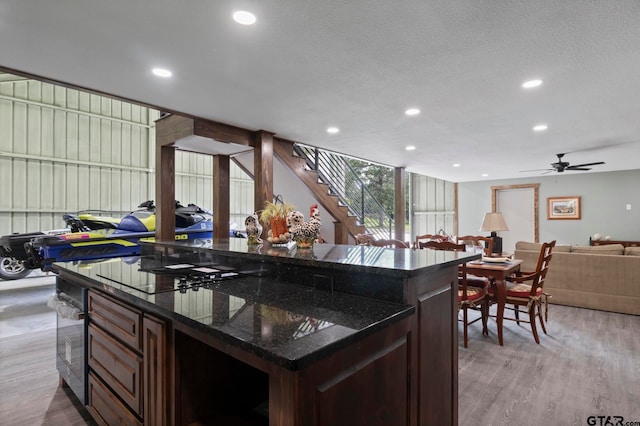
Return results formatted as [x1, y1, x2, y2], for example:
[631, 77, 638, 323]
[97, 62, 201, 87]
[88, 290, 142, 350]
[143, 314, 169, 425]
[88, 372, 143, 426]
[88, 323, 143, 416]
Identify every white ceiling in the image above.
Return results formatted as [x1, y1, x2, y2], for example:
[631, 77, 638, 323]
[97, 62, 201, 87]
[1, 1, 639, 182]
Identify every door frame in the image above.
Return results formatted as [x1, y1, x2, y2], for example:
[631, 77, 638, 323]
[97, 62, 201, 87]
[491, 184, 540, 243]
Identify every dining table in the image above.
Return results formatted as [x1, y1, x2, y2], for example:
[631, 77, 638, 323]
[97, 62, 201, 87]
[463, 257, 524, 346]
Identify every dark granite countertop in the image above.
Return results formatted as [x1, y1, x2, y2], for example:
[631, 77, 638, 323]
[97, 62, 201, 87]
[53, 254, 415, 371]
[148, 238, 480, 278]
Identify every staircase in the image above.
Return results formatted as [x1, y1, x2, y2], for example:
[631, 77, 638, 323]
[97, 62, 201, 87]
[273, 139, 393, 242]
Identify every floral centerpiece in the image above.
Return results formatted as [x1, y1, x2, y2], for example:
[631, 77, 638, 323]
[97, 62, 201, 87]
[260, 196, 295, 244]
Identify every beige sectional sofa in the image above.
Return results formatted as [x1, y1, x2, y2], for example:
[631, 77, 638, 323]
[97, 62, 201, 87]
[514, 241, 640, 315]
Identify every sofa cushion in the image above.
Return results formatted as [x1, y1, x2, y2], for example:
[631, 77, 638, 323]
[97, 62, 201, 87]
[624, 246, 640, 256]
[571, 244, 624, 255]
[515, 241, 570, 252]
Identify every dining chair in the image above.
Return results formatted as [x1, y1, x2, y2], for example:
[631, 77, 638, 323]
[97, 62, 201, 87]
[413, 234, 449, 249]
[456, 236, 494, 289]
[487, 240, 556, 344]
[456, 235, 494, 256]
[355, 234, 410, 248]
[417, 240, 464, 251]
[371, 238, 410, 248]
[420, 240, 488, 347]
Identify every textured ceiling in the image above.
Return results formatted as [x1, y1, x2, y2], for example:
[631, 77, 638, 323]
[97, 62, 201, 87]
[1, 0, 639, 182]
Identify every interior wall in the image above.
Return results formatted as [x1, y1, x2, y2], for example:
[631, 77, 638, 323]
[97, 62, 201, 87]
[410, 173, 456, 243]
[0, 75, 157, 235]
[458, 169, 640, 246]
[0, 73, 254, 236]
[233, 151, 336, 244]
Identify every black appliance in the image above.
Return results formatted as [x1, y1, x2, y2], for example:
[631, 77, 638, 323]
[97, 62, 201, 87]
[54, 278, 88, 404]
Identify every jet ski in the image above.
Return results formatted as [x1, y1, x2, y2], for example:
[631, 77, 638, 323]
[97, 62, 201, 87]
[0, 201, 213, 279]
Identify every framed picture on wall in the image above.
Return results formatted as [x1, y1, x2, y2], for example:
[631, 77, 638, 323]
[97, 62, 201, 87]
[547, 196, 581, 220]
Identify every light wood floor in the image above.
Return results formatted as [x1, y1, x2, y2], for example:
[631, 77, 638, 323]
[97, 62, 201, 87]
[0, 277, 95, 425]
[459, 304, 640, 425]
[1, 279, 639, 425]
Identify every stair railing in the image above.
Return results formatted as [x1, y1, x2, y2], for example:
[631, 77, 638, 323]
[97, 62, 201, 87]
[293, 144, 394, 240]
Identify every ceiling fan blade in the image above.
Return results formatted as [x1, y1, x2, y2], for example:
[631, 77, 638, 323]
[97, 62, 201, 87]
[520, 168, 553, 172]
[566, 161, 605, 168]
[565, 167, 591, 171]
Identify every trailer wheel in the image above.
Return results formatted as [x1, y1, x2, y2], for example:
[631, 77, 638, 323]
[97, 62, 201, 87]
[0, 256, 32, 280]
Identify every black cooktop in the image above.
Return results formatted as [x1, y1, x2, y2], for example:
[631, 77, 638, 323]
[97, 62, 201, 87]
[95, 258, 266, 295]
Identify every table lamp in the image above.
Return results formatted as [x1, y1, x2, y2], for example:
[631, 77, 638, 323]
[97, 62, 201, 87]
[480, 212, 509, 254]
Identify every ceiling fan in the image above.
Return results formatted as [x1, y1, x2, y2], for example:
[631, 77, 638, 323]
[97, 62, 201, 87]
[522, 153, 605, 173]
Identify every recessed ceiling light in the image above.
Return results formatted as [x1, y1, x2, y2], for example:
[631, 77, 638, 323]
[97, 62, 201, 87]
[522, 79, 543, 89]
[327, 127, 340, 134]
[452, 163, 461, 168]
[405, 108, 421, 116]
[152, 68, 172, 78]
[233, 10, 256, 25]
[405, 145, 416, 151]
[533, 124, 548, 132]
[482, 173, 489, 177]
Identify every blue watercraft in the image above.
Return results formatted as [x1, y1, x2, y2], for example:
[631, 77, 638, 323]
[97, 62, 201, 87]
[0, 201, 213, 279]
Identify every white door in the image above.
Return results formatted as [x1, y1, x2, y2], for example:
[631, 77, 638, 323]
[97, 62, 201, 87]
[495, 187, 536, 254]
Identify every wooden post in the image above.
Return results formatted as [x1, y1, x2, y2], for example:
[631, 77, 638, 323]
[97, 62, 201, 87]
[156, 145, 175, 242]
[155, 115, 195, 243]
[155, 114, 255, 243]
[213, 155, 230, 242]
[254, 131, 274, 235]
[394, 167, 406, 243]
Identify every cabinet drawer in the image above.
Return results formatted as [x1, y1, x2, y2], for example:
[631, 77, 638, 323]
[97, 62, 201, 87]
[88, 323, 143, 416]
[88, 372, 142, 426]
[89, 290, 142, 350]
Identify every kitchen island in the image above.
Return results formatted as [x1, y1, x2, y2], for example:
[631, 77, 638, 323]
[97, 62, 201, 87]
[53, 240, 478, 425]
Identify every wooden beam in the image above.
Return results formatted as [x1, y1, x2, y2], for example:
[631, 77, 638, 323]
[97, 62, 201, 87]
[254, 131, 274, 221]
[155, 113, 258, 243]
[213, 155, 230, 242]
[394, 167, 406, 242]
[156, 114, 194, 147]
[193, 119, 254, 147]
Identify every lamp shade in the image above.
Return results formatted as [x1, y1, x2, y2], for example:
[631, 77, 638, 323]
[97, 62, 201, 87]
[480, 212, 509, 232]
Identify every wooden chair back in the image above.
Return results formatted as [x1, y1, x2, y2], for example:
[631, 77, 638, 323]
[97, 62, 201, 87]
[413, 234, 449, 249]
[529, 240, 556, 295]
[371, 239, 410, 248]
[456, 235, 494, 256]
[355, 234, 409, 248]
[419, 240, 465, 251]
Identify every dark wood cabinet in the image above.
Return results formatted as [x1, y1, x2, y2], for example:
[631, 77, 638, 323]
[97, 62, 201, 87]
[87, 290, 167, 425]
[143, 314, 169, 426]
[57, 242, 471, 426]
[88, 372, 143, 426]
[88, 290, 142, 350]
[173, 313, 412, 426]
[88, 323, 143, 416]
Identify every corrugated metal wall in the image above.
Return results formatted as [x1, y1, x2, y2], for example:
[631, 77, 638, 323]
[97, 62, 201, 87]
[410, 173, 456, 239]
[0, 73, 253, 236]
